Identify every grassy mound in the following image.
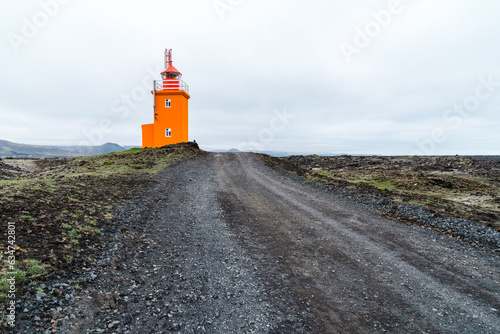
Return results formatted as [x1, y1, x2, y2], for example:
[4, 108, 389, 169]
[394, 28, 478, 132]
[0, 142, 201, 325]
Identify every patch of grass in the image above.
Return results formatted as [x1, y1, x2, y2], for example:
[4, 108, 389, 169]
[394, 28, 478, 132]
[84, 216, 98, 225]
[315, 170, 333, 177]
[24, 259, 48, 278]
[0, 260, 50, 295]
[0, 263, 29, 302]
[0, 277, 11, 296]
[20, 215, 37, 222]
[67, 229, 81, 240]
[118, 147, 149, 154]
[61, 145, 198, 178]
[369, 180, 397, 191]
[5, 268, 25, 283]
[309, 168, 402, 192]
[68, 196, 82, 203]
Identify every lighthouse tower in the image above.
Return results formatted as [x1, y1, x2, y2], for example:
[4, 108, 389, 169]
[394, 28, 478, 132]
[141, 49, 190, 148]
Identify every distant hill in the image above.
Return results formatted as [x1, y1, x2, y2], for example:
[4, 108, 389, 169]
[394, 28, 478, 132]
[57, 142, 126, 156]
[122, 145, 140, 151]
[0, 140, 126, 157]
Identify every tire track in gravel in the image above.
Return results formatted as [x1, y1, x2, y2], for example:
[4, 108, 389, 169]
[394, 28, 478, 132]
[55, 152, 310, 334]
[51, 152, 499, 334]
[215, 153, 500, 333]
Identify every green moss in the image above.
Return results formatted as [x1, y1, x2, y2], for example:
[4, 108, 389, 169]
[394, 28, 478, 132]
[368, 180, 397, 191]
[20, 215, 37, 222]
[315, 170, 333, 177]
[24, 260, 47, 277]
[0, 259, 47, 299]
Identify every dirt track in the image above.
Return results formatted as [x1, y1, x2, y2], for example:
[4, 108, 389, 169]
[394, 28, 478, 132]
[217, 153, 500, 333]
[16, 152, 500, 333]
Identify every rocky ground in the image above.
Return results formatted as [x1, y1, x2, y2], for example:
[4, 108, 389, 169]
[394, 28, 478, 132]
[0, 143, 201, 332]
[0, 161, 26, 180]
[1, 150, 500, 333]
[270, 155, 500, 242]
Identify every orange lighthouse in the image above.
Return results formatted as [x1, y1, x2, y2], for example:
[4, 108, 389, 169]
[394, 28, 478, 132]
[141, 49, 190, 148]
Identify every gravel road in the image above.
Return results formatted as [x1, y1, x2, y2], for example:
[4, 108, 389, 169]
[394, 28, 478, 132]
[21, 152, 499, 333]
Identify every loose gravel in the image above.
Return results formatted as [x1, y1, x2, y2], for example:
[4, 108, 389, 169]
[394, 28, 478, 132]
[284, 172, 500, 252]
[9, 152, 500, 333]
[12, 153, 309, 333]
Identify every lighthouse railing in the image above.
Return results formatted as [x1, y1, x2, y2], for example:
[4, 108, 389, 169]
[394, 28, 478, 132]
[154, 80, 189, 93]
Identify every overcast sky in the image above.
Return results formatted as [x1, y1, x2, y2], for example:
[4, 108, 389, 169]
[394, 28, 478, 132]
[1, 0, 499, 155]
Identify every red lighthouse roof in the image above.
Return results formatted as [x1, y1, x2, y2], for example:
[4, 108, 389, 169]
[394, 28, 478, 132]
[160, 49, 186, 88]
[161, 64, 181, 75]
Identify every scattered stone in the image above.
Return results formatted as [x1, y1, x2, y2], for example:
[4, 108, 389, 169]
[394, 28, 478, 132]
[36, 291, 48, 301]
[108, 320, 120, 328]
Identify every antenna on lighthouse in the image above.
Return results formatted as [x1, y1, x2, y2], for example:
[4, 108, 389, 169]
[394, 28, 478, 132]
[165, 49, 172, 68]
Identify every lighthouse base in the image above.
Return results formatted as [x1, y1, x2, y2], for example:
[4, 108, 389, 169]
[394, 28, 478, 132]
[141, 89, 190, 148]
[141, 124, 155, 148]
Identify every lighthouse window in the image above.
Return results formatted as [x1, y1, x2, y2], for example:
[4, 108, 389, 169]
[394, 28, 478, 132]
[165, 99, 171, 108]
[165, 128, 172, 137]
